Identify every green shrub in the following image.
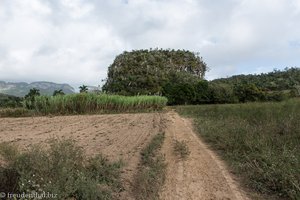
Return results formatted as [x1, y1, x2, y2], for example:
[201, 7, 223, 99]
[266, 91, 289, 102]
[233, 83, 265, 103]
[208, 83, 238, 104]
[162, 72, 210, 105]
[173, 140, 190, 159]
[0, 139, 123, 199]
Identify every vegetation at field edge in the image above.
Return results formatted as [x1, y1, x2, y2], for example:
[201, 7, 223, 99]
[0, 93, 168, 117]
[26, 93, 167, 115]
[134, 132, 166, 200]
[175, 99, 300, 199]
[0, 138, 123, 199]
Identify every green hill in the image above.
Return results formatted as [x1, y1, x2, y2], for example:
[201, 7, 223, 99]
[212, 67, 300, 92]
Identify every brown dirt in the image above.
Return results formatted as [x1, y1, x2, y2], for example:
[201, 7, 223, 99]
[160, 111, 250, 200]
[0, 113, 164, 200]
[0, 112, 251, 200]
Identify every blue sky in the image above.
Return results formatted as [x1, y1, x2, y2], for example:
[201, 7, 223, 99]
[0, 0, 300, 88]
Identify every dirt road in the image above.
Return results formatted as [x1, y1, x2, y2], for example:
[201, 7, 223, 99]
[160, 111, 249, 200]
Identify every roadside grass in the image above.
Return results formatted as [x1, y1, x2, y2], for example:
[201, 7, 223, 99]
[134, 133, 166, 200]
[173, 140, 190, 160]
[0, 139, 123, 199]
[175, 99, 300, 200]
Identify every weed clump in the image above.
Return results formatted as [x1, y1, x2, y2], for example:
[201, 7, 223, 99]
[173, 140, 190, 159]
[0, 139, 123, 199]
[134, 133, 166, 200]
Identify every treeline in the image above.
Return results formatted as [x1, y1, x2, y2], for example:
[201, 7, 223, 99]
[163, 68, 300, 105]
[213, 67, 300, 91]
[103, 50, 300, 105]
[0, 93, 22, 108]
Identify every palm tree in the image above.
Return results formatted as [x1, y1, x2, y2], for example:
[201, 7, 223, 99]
[25, 88, 40, 99]
[53, 89, 65, 96]
[79, 85, 88, 93]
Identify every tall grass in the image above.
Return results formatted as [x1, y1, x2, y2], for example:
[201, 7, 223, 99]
[176, 99, 300, 199]
[25, 93, 168, 115]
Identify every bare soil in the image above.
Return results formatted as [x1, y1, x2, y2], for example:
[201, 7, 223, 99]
[0, 112, 250, 200]
[0, 113, 164, 200]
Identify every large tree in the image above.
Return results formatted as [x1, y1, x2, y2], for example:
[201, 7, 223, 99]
[102, 49, 208, 95]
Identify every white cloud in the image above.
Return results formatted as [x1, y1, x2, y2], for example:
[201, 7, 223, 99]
[0, 0, 300, 87]
[61, 0, 94, 19]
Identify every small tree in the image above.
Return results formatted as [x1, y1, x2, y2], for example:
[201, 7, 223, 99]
[79, 85, 88, 93]
[53, 89, 65, 96]
[25, 88, 40, 99]
[24, 88, 40, 109]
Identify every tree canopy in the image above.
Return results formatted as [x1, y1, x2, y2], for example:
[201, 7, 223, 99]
[212, 67, 300, 92]
[102, 49, 208, 95]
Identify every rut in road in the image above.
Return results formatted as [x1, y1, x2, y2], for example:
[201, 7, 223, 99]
[160, 111, 250, 200]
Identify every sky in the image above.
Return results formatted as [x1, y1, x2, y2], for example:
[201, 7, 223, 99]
[0, 0, 300, 88]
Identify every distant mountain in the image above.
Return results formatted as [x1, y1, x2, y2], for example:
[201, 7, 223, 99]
[0, 81, 75, 97]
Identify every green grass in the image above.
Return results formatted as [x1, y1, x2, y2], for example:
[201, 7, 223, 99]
[175, 99, 300, 199]
[0, 139, 123, 199]
[25, 93, 168, 115]
[134, 133, 166, 200]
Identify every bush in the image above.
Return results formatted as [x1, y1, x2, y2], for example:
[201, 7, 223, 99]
[0, 139, 123, 199]
[208, 83, 238, 104]
[173, 140, 190, 159]
[162, 72, 210, 105]
[233, 83, 265, 103]
[266, 91, 289, 102]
